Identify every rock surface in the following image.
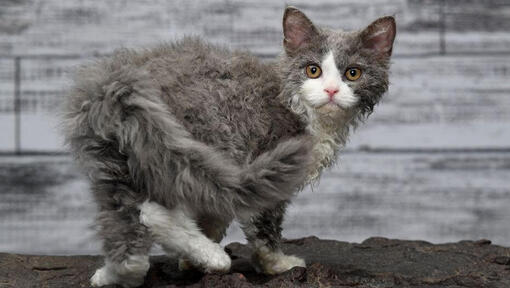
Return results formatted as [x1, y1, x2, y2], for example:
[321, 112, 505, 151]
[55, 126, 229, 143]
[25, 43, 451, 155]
[1, 236, 510, 287]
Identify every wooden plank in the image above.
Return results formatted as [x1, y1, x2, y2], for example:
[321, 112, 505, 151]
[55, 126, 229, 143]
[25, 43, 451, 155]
[1, 152, 509, 254]
[17, 58, 82, 151]
[0, 0, 440, 57]
[349, 54, 510, 149]
[0, 0, 224, 56]
[0, 58, 14, 112]
[444, 0, 510, 32]
[4, 53, 510, 151]
[19, 58, 82, 113]
[372, 55, 510, 125]
[444, 1, 510, 53]
[0, 59, 14, 151]
[230, 0, 441, 56]
[284, 151, 510, 246]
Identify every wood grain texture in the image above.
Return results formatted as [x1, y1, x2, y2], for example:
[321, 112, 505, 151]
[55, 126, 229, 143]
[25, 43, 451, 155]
[444, 0, 510, 53]
[1, 153, 509, 255]
[2, 0, 509, 151]
[348, 54, 510, 149]
[0, 58, 14, 112]
[0, 0, 441, 57]
[5, 53, 510, 150]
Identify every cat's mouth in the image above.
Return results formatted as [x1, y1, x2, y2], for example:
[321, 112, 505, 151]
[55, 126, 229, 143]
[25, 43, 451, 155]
[313, 96, 358, 111]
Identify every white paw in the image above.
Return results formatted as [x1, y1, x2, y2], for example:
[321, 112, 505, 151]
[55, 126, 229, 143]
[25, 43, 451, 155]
[91, 256, 149, 288]
[267, 254, 306, 274]
[91, 266, 117, 287]
[190, 243, 231, 273]
[256, 249, 306, 275]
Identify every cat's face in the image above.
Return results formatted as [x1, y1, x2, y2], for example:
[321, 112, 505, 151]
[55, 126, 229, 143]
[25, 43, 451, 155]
[279, 7, 396, 120]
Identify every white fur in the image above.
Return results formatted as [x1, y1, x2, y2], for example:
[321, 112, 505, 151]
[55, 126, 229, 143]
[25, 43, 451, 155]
[300, 51, 358, 109]
[91, 255, 150, 288]
[254, 246, 306, 275]
[293, 51, 360, 182]
[139, 201, 231, 273]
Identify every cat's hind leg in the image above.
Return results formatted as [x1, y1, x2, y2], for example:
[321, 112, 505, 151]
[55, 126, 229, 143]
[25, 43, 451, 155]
[139, 201, 232, 273]
[90, 183, 153, 288]
[240, 201, 305, 275]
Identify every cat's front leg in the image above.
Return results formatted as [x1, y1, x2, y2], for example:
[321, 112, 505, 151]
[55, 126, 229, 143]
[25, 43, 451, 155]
[178, 214, 232, 271]
[240, 201, 306, 275]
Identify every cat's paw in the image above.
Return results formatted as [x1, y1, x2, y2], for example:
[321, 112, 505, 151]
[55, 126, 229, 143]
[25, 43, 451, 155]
[91, 266, 117, 287]
[254, 249, 306, 275]
[91, 265, 146, 288]
[190, 243, 231, 273]
[91, 256, 149, 288]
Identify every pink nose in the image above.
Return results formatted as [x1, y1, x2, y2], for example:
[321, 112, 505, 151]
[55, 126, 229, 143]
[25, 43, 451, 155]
[324, 88, 339, 98]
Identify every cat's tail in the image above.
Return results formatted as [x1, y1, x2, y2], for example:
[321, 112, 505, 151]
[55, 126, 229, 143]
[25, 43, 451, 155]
[236, 137, 313, 213]
[62, 62, 313, 218]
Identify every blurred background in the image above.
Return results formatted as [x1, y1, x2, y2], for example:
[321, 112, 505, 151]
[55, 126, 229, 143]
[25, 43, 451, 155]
[1, 0, 510, 255]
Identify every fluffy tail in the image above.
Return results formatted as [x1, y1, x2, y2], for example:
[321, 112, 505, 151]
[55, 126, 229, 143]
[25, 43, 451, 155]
[237, 138, 312, 212]
[63, 62, 312, 217]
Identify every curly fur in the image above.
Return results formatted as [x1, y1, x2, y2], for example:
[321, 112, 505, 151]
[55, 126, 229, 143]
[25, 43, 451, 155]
[61, 6, 395, 288]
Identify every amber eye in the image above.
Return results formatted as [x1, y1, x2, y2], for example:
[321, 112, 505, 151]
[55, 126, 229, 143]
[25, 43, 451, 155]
[305, 64, 322, 79]
[345, 68, 362, 81]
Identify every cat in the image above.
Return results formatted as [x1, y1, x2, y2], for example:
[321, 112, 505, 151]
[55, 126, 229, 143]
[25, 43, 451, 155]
[61, 6, 395, 288]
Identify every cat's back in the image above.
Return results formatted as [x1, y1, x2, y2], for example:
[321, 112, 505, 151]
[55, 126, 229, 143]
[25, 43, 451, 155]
[140, 38, 306, 162]
[66, 37, 305, 163]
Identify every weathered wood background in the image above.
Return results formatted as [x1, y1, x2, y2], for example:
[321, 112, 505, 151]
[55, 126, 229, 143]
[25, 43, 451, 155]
[0, 0, 509, 254]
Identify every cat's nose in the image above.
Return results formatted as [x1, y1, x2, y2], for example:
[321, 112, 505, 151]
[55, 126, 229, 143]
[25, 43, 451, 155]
[324, 87, 339, 98]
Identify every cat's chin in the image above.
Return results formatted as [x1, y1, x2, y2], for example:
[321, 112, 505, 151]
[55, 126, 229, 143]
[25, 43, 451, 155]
[315, 102, 342, 115]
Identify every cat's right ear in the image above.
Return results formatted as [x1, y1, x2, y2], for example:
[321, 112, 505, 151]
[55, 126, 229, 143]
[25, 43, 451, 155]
[283, 7, 319, 55]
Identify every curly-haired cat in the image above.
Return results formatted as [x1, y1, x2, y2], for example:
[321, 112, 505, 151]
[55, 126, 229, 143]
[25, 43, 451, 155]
[61, 6, 395, 288]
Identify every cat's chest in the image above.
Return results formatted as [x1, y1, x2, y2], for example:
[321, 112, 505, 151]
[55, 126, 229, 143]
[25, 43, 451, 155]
[307, 132, 340, 181]
[305, 117, 349, 182]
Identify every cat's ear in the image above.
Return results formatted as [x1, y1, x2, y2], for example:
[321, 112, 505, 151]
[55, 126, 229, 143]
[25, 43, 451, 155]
[360, 16, 396, 59]
[283, 7, 319, 55]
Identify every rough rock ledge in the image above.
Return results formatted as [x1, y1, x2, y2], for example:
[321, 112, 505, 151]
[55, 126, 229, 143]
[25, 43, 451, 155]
[1, 236, 510, 287]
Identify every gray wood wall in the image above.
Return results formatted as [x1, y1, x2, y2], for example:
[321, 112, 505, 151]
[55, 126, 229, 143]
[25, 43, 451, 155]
[1, 0, 510, 254]
[1, 0, 509, 151]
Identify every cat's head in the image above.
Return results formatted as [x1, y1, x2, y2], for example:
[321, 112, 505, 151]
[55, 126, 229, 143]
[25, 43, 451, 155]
[279, 7, 396, 124]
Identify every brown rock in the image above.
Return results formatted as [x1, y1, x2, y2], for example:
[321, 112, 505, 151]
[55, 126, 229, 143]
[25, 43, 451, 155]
[1, 236, 510, 287]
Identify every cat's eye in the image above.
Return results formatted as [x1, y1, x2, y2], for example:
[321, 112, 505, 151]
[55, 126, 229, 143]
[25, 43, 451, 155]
[305, 64, 322, 79]
[345, 68, 362, 81]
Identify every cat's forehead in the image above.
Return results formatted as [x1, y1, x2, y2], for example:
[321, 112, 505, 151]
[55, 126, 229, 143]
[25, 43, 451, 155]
[324, 29, 361, 63]
[327, 30, 358, 51]
[298, 28, 361, 65]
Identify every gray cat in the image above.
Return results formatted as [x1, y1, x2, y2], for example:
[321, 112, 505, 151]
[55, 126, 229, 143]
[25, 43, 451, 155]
[61, 6, 395, 288]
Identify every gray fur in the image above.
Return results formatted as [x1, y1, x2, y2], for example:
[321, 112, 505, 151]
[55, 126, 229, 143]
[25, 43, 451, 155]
[278, 7, 395, 178]
[61, 6, 395, 281]
[242, 6, 396, 269]
[62, 42, 313, 220]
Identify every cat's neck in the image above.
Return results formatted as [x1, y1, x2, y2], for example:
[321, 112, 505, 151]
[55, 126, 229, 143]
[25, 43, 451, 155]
[304, 106, 356, 181]
[277, 89, 357, 182]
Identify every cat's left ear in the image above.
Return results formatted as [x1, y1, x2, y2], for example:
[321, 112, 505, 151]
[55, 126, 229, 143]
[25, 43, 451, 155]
[360, 16, 396, 59]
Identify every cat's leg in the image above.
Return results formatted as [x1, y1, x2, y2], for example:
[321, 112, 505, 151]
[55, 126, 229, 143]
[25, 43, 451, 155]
[90, 183, 153, 288]
[139, 201, 232, 273]
[240, 201, 305, 275]
[178, 214, 232, 271]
